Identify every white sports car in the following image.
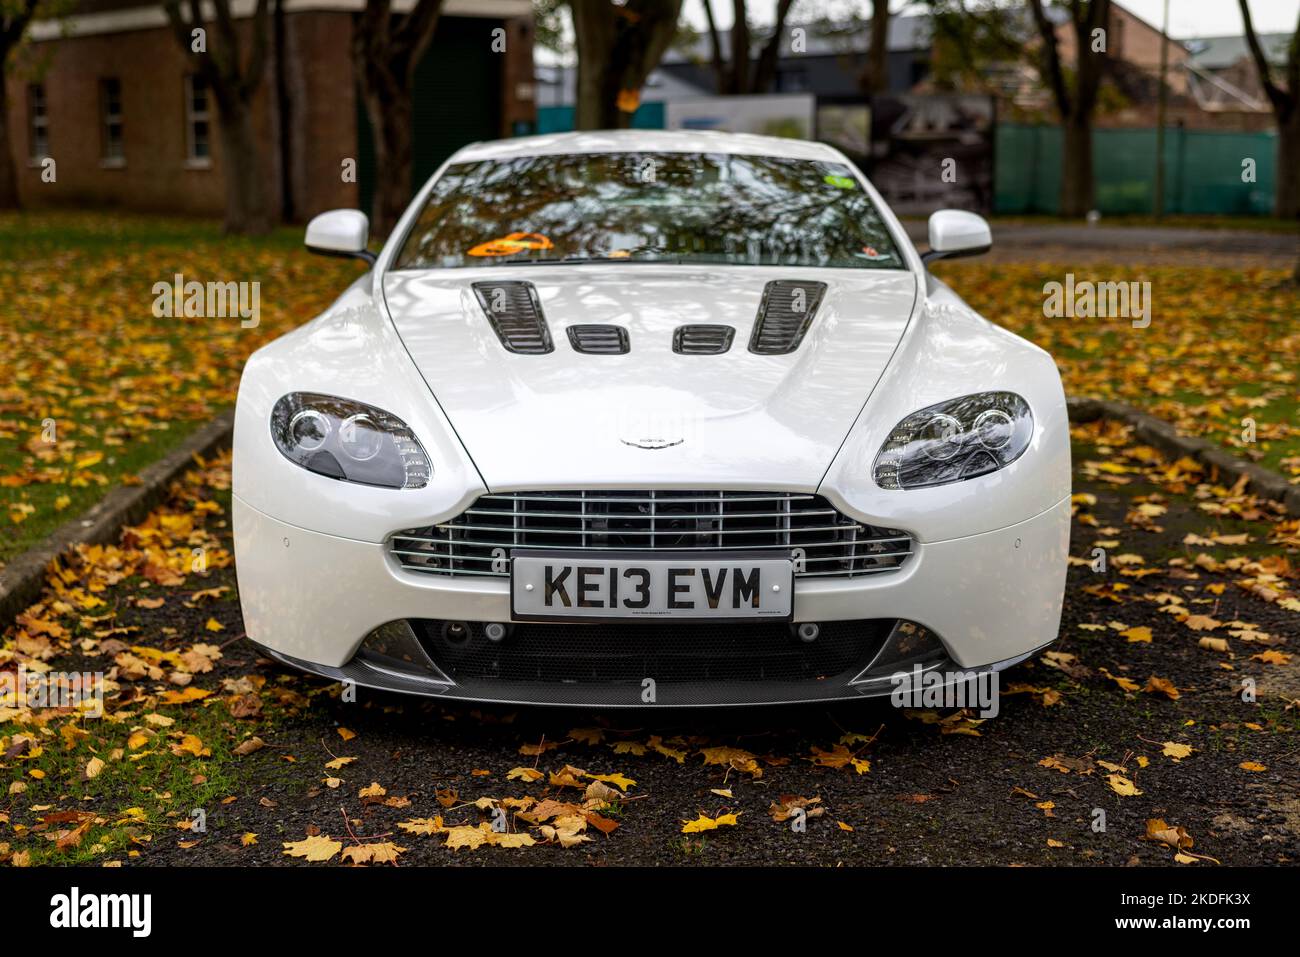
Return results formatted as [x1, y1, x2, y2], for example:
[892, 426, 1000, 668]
[232, 130, 1070, 707]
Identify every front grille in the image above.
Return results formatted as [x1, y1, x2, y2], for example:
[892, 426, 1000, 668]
[389, 491, 912, 580]
[412, 618, 895, 693]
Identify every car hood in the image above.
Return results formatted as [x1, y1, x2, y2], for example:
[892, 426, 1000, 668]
[381, 265, 918, 490]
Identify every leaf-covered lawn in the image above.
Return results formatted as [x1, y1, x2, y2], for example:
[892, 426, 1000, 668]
[933, 261, 1299, 476]
[0, 212, 358, 564]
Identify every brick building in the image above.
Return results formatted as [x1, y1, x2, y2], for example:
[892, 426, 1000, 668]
[6, 0, 535, 220]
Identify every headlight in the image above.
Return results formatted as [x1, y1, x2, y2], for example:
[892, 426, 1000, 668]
[270, 393, 431, 489]
[873, 392, 1032, 490]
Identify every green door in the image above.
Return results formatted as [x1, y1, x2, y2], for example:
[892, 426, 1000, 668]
[358, 16, 504, 218]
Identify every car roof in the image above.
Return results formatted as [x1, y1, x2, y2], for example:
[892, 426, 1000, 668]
[449, 129, 850, 165]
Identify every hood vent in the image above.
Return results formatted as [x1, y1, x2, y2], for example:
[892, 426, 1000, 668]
[567, 324, 630, 355]
[673, 324, 735, 355]
[471, 281, 554, 354]
[748, 280, 828, 355]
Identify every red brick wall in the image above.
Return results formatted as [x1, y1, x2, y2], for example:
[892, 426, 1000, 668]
[6, 12, 365, 218]
[6, 21, 260, 215]
[5, 9, 532, 220]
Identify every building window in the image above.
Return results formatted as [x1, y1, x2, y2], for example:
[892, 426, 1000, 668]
[185, 75, 211, 167]
[100, 78, 124, 166]
[27, 84, 49, 162]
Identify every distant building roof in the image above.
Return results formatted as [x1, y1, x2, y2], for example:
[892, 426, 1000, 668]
[663, 13, 932, 65]
[1184, 33, 1291, 70]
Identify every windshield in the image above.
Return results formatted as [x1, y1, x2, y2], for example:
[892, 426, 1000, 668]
[393, 151, 905, 271]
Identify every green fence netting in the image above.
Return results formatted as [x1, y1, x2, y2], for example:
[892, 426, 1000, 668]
[994, 123, 1278, 215]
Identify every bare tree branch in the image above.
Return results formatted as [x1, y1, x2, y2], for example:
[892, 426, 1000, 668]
[1028, 0, 1071, 118]
[753, 0, 795, 93]
[1238, 0, 1294, 115]
[700, 0, 725, 91]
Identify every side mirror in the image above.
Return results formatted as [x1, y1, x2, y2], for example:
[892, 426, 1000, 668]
[305, 209, 376, 265]
[921, 210, 991, 264]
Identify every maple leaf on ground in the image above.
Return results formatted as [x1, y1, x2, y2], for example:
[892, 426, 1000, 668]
[1098, 667, 1141, 692]
[519, 739, 560, 756]
[698, 746, 762, 778]
[808, 744, 870, 774]
[646, 736, 687, 763]
[682, 812, 740, 834]
[283, 834, 342, 862]
[1251, 650, 1291, 665]
[397, 817, 445, 836]
[1143, 676, 1181, 700]
[170, 734, 210, 758]
[507, 766, 544, 783]
[548, 765, 586, 789]
[1107, 774, 1143, 797]
[341, 842, 407, 866]
[584, 811, 620, 835]
[538, 815, 589, 848]
[233, 736, 266, 756]
[157, 687, 211, 706]
[584, 780, 619, 804]
[770, 795, 824, 823]
[584, 771, 636, 792]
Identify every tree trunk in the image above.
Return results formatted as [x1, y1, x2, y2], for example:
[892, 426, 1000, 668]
[1276, 106, 1299, 219]
[570, 0, 682, 130]
[571, 3, 621, 129]
[217, 99, 274, 235]
[363, 84, 414, 235]
[1060, 114, 1094, 217]
[701, 0, 726, 93]
[0, 85, 19, 209]
[728, 0, 749, 94]
[274, 0, 294, 222]
[574, 48, 625, 129]
[861, 0, 890, 95]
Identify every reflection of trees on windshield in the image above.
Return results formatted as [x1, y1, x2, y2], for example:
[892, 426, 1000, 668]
[394, 153, 903, 270]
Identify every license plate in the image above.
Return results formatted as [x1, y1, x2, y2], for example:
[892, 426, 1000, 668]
[510, 551, 793, 621]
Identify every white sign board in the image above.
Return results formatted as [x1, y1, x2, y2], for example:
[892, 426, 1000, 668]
[665, 94, 816, 140]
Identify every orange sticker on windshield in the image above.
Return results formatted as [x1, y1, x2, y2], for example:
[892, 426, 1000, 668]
[467, 232, 554, 257]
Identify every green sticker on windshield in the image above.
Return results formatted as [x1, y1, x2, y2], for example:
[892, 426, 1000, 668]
[823, 174, 857, 190]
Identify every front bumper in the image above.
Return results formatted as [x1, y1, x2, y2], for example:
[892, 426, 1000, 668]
[233, 493, 1070, 707]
